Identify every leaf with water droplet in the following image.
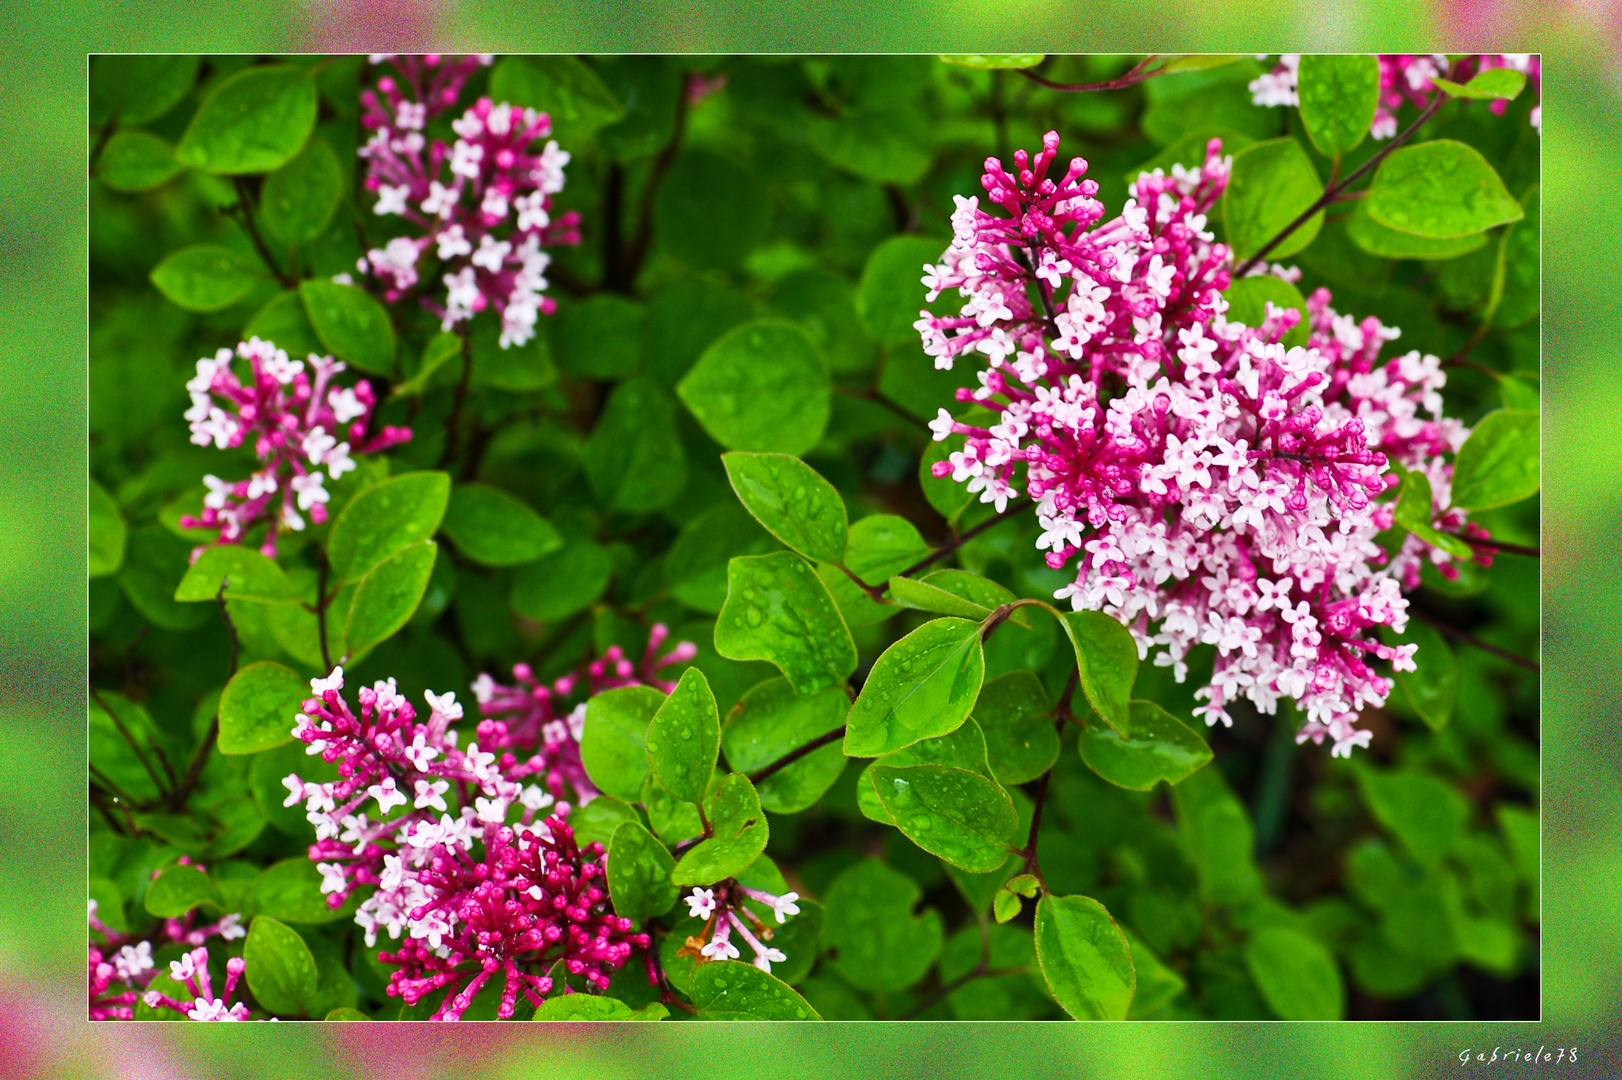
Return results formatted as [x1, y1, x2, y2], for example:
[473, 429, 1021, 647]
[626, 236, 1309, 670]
[822, 859, 943, 993]
[688, 960, 821, 1021]
[1055, 610, 1137, 735]
[677, 320, 831, 455]
[1078, 699, 1212, 791]
[722, 677, 849, 814]
[714, 553, 857, 695]
[870, 762, 1018, 872]
[671, 773, 769, 887]
[645, 667, 719, 804]
[605, 819, 678, 931]
[972, 670, 1058, 785]
[1033, 893, 1136, 1020]
[723, 452, 849, 564]
[844, 617, 985, 757]
[580, 686, 663, 801]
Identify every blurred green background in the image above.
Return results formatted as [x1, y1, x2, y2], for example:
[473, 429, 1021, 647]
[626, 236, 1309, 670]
[7, 0, 1612, 1075]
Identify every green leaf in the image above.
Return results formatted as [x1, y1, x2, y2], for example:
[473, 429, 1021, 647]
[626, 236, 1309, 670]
[98, 130, 183, 192]
[1391, 467, 1473, 559]
[584, 377, 687, 513]
[857, 234, 951, 347]
[568, 794, 641, 849]
[808, 107, 932, 185]
[327, 472, 450, 582]
[510, 537, 613, 621]
[250, 858, 355, 924]
[244, 916, 318, 1017]
[1056, 610, 1138, 735]
[1449, 409, 1539, 510]
[818, 513, 932, 628]
[1244, 926, 1345, 1020]
[344, 540, 438, 653]
[177, 65, 318, 175]
[721, 677, 849, 814]
[487, 55, 626, 142]
[1078, 699, 1213, 791]
[664, 503, 777, 613]
[973, 670, 1058, 785]
[1160, 54, 1249, 74]
[1366, 139, 1524, 238]
[440, 484, 562, 568]
[887, 575, 993, 622]
[821, 859, 943, 993]
[89, 480, 127, 579]
[261, 137, 343, 245]
[1493, 186, 1540, 328]
[938, 54, 1045, 70]
[1033, 893, 1136, 1020]
[393, 332, 463, 398]
[580, 685, 664, 802]
[671, 773, 770, 886]
[870, 763, 1018, 872]
[688, 961, 821, 1020]
[90, 55, 200, 125]
[993, 888, 1024, 924]
[532, 995, 668, 1021]
[145, 863, 224, 918]
[1346, 199, 1488, 260]
[645, 668, 720, 803]
[1356, 766, 1469, 868]
[921, 436, 975, 523]
[642, 773, 706, 844]
[1296, 54, 1379, 158]
[606, 820, 678, 930]
[298, 280, 396, 376]
[174, 545, 299, 604]
[118, 526, 211, 631]
[766, 270, 877, 375]
[1220, 275, 1310, 349]
[325, 1008, 372, 1021]
[219, 661, 306, 755]
[923, 569, 1028, 624]
[553, 293, 645, 379]
[722, 452, 849, 564]
[150, 245, 261, 312]
[653, 150, 769, 271]
[1123, 929, 1186, 1018]
[714, 552, 857, 695]
[1222, 137, 1324, 261]
[678, 320, 830, 455]
[245, 289, 325, 360]
[843, 617, 985, 758]
[1171, 766, 1263, 906]
[1431, 68, 1527, 101]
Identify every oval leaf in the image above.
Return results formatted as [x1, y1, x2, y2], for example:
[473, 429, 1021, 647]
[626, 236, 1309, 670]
[250, 858, 355, 924]
[219, 661, 307, 755]
[1056, 610, 1138, 735]
[1346, 199, 1488, 260]
[584, 377, 688, 513]
[177, 66, 318, 175]
[870, 763, 1018, 872]
[174, 545, 298, 604]
[299, 280, 397, 376]
[1245, 926, 1345, 1020]
[89, 480, 127, 579]
[327, 472, 451, 583]
[98, 130, 182, 193]
[843, 617, 985, 758]
[688, 960, 821, 1020]
[972, 670, 1059, 785]
[150, 245, 261, 313]
[714, 552, 857, 695]
[343, 539, 437, 653]
[580, 685, 664, 802]
[532, 995, 668, 1021]
[243, 916, 318, 1017]
[1366, 139, 1524, 238]
[510, 537, 612, 621]
[441, 483, 562, 567]
[678, 320, 830, 455]
[1221, 274, 1309, 348]
[1033, 893, 1136, 1021]
[645, 667, 720, 804]
[606, 820, 678, 930]
[1078, 700, 1213, 791]
[722, 452, 849, 564]
[145, 863, 224, 918]
[1223, 137, 1324, 261]
[1297, 54, 1379, 158]
[671, 773, 769, 886]
[261, 137, 343, 245]
[1449, 409, 1539, 510]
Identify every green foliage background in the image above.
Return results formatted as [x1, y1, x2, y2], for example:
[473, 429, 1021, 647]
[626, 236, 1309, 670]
[1, 1, 1611, 1076]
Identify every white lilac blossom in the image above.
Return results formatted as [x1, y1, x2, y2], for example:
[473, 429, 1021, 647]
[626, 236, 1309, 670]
[179, 338, 411, 559]
[677, 884, 801, 974]
[917, 132, 1491, 757]
[139, 949, 260, 1022]
[1251, 54, 1541, 137]
[359, 58, 579, 349]
[88, 870, 247, 1021]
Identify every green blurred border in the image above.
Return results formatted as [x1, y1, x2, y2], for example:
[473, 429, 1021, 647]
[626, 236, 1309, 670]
[12, 3, 1614, 1076]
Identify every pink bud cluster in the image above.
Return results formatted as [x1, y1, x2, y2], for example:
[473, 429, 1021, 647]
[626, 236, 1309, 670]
[139, 948, 257, 1022]
[470, 625, 698, 804]
[681, 884, 801, 974]
[381, 816, 650, 1020]
[179, 338, 411, 559]
[284, 630, 690, 1019]
[1251, 54, 1541, 136]
[917, 133, 1482, 756]
[87, 881, 246, 1021]
[359, 58, 580, 349]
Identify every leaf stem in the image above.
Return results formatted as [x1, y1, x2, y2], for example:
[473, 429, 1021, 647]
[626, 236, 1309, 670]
[1441, 530, 1538, 558]
[1016, 55, 1167, 93]
[317, 557, 334, 673]
[897, 498, 1032, 581]
[1233, 93, 1446, 277]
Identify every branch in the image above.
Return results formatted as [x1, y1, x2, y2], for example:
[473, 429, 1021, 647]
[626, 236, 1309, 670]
[747, 726, 848, 786]
[88, 117, 118, 177]
[438, 327, 475, 471]
[896, 498, 1032, 580]
[1017, 55, 1166, 93]
[89, 684, 168, 802]
[230, 177, 295, 288]
[1410, 609, 1538, 672]
[1442, 531, 1538, 558]
[316, 557, 334, 673]
[831, 384, 930, 431]
[621, 80, 692, 289]
[166, 584, 240, 810]
[1234, 94, 1447, 277]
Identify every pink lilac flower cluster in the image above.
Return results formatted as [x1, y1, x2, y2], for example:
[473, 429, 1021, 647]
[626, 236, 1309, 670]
[1250, 54, 1541, 136]
[470, 625, 697, 805]
[680, 884, 801, 974]
[180, 337, 411, 560]
[917, 133, 1483, 756]
[139, 948, 259, 1022]
[282, 630, 689, 1019]
[358, 56, 580, 349]
[87, 872, 246, 1021]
